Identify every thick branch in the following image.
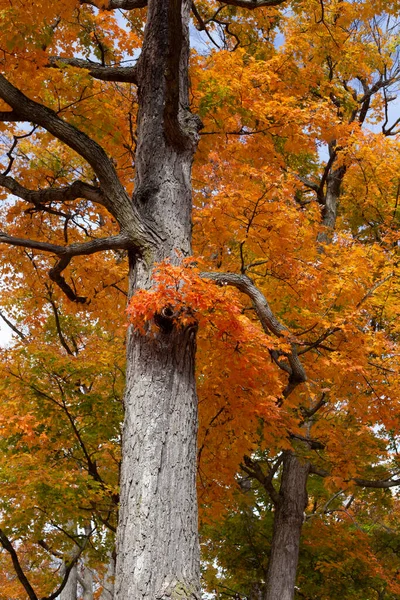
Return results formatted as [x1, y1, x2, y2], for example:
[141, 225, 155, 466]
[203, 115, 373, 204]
[0, 76, 128, 211]
[0, 231, 130, 257]
[49, 57, 138, 84]
[0, 175, 105, 207]
[202, 272, 307, 400]
[0, 110, 26, 122]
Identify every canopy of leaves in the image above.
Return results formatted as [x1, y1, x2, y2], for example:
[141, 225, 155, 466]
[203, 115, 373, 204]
[0, 0, 399, 597]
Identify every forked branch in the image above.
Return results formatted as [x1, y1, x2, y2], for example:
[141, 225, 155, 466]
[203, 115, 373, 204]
[0, 232, 131, 302]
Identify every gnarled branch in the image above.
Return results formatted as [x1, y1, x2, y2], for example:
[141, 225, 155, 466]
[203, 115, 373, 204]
[0, 175, 105, 207]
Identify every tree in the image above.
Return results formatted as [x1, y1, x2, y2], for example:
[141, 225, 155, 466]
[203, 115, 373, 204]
[0, 0, 400, 599]
[190, 3, 400, 598]
[0, 0, 287, 597]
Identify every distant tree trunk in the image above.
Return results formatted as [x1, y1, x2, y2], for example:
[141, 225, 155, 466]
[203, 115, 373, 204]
[99, 552, 115, 600]
[113, 0, 201, 597]
[80, 565, 93, 600]
[60, 564, 78, 600]
[265, 453, 310, 600]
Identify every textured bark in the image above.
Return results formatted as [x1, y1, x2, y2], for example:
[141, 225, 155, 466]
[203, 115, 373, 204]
[317, 161, 346, 244]
[265, 453, 310, 600]
[114, 0, 201, 597]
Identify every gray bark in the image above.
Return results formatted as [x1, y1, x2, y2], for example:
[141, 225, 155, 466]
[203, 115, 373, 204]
[265, 453, 309, 600]
[80, 565, 94, 600]
[114, 0, 201, 597]
[99, 552, 115, 600]
[59, 564, 78, 600]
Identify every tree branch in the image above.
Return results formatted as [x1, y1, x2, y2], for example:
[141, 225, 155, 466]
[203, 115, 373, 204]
[80, 0, 147, 8]
[0, 75, 132, 219]
[0, 76, 159, 248]
[219, 0, 286, 8]
[201, 272, 307, 401]
[0, 232, 131, 302]
[0, 231, 130, 257]
[353, 477, 400, 489]
[309, 464, 400, 489]
[42, 530, 91, 600]
[0, 529, 38, 600]
[0, 110, 25, 122]
[0, 175, 105, 207]
[241, 455, 280, 505]
[0, 310, 26, 340]
[49, 57, 138, 85]
[47, 294, 75, 355]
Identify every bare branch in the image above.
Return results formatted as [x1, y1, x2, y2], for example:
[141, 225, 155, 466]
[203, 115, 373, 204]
[0, 310, 26, 340]
[49, 57, 138, 85]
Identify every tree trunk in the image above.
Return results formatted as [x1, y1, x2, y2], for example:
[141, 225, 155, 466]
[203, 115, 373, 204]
[114, 0, 201, 597]
[60, 564, 78, 600]
[318, 162, 346, 243]
[80, 564, 94, 600]
[265, 453, 310, 600]
[99, 552, 115, 600]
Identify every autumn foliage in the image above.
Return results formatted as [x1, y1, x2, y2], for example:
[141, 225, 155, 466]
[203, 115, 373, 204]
[0, 0, 400, 598]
